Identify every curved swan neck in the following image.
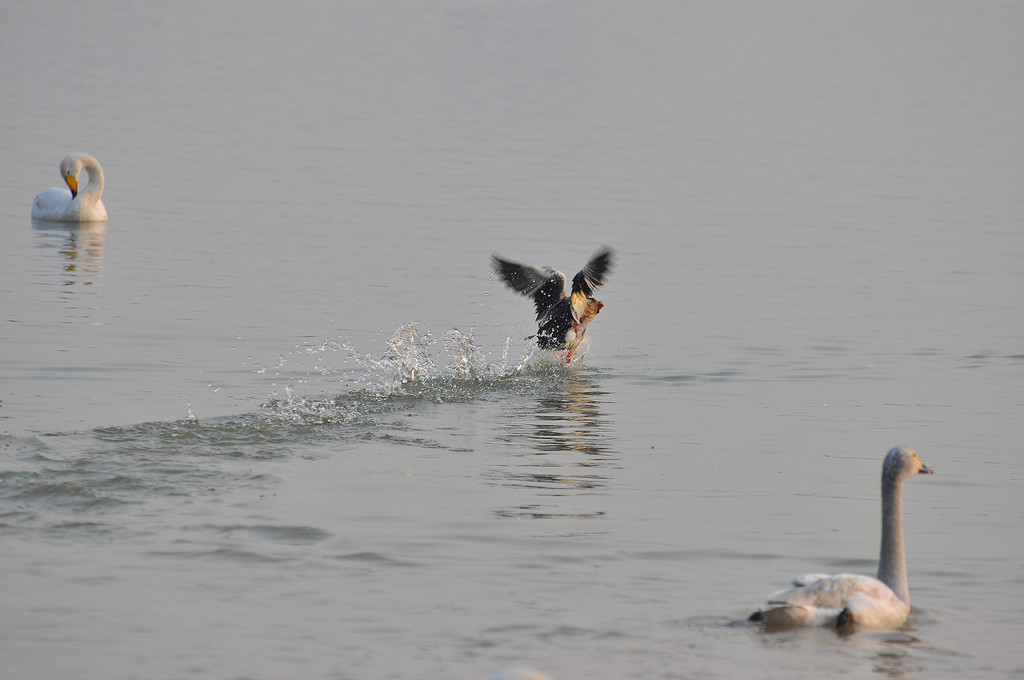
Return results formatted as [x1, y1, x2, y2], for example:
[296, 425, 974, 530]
[76, 155, 105, 201]
[876, 474, 909, 604]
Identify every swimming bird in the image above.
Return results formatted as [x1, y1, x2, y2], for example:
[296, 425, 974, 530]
[491, 247, 613, 363]
[749, 446, 933, 630]
[31, 153, 108, 222]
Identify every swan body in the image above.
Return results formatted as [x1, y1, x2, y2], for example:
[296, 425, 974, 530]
[491, 247, 613, 363]
[750, 446, 933, 630]
[754, 572, 910, 628]
[32, 153, 108, 222]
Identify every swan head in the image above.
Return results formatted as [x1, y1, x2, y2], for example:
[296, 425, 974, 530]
[883, 446, 933, 484]
[59, 155, 84, 198]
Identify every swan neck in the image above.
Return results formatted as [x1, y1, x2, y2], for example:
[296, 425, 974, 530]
[79, 157, 105, 201]
[877, 475, 909, 605]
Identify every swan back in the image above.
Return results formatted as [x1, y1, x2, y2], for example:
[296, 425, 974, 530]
[755, 573, 907, 628]
[31, 153, 108, 222]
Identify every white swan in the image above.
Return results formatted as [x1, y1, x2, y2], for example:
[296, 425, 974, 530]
[750, 446, 933, 630]
[31, 153, 108, 222]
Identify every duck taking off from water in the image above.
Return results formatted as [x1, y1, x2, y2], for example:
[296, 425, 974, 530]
[491, 247, 613, 364]
[32, 153, 108, 222]
[749, 446, 933, 631]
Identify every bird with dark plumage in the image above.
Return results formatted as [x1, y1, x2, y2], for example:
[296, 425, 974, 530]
[491, 247, 613, 363]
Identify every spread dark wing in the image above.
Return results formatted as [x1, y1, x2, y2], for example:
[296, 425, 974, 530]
[491, 254, 567, 319]
[570, 247, 613, 298]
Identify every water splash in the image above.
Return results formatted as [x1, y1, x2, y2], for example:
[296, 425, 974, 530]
[353, 323, 536, 396]
[257, 322, 584, 424]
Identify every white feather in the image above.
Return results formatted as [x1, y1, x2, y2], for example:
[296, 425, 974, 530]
[32, 153, 108, 222]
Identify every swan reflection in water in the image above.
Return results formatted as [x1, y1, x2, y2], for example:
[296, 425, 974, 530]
[32, 221, 105, 323]
[491, 366, 617, 517]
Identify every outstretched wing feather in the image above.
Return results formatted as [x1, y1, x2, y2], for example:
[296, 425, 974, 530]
[491, 255, 567, 319]
[570, 247, 613, 298]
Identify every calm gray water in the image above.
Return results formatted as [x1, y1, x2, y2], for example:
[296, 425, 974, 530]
[2, 2, 1023, 678]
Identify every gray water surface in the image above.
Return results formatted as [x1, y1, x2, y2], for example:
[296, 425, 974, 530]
[2, 2, 1023, 678]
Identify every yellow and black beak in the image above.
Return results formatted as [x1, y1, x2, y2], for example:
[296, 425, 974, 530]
[65, 172, 78, 199]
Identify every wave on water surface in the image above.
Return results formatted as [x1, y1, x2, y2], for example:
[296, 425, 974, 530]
[0, 324, 603, 529]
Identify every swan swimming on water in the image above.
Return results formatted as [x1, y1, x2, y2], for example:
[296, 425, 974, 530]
[749, 446, 933, 630]
[31, 153, 108, 222]
[491, 247, 613, 364]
